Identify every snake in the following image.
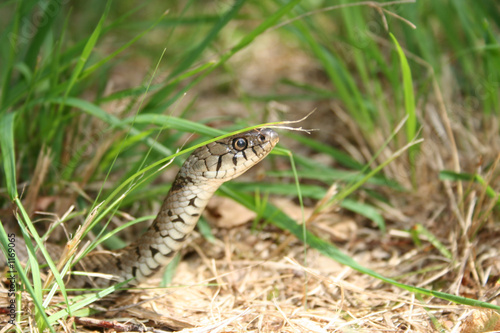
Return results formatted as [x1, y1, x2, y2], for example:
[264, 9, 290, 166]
[60, 128, 279, 290]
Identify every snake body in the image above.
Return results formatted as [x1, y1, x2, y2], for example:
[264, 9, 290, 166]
[67, 128, 278, 290]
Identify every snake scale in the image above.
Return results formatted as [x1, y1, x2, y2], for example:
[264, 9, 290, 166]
[36, 128, 279, 290]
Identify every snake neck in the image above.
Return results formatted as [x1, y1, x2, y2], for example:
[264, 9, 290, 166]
[115, 172, 223, 285]
[69, 128, 278, 290]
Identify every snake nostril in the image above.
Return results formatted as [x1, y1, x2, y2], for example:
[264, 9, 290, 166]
[259, 135, 266, 142]
[259, 128, 278, 144]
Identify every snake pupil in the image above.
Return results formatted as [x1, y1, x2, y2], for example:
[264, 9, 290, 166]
[233, 138, 247, 150]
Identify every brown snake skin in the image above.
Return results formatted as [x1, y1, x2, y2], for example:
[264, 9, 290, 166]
[64, 128, 279, 290]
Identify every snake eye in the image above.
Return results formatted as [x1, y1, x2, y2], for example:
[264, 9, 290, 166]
[233, 138, 248, 151]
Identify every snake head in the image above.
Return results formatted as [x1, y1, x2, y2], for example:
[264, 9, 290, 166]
[185, 128, 279, 181]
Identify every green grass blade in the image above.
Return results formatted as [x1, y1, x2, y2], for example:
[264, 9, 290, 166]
[440, 170, 500, 206]
[268, 168, 399, 189]
[14, 198, 72, 311]
[225, 182, 327, 200]
[412, 224, 453, 260]
[16, 215, 42, 304]
[0, 220, 55, 332]
[0, 112, 18, 199]
[390, 33, 418, 188]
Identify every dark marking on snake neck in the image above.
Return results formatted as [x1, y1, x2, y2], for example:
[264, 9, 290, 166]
[188, 196, 197, 207]
[170, 178, 184, 191]
[216, 155, 223, 172]
[172, 216, 185, 223]
[150, 246, 159, 256]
